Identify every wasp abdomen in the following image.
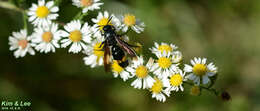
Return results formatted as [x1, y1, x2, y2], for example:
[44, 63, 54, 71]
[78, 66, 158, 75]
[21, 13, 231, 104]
[118, 60, 129, 68]
[111, 45, 125, 60]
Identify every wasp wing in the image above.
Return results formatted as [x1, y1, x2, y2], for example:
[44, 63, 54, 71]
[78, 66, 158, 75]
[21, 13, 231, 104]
[115, 36, 137, 57]
[103, 41, 111, 72]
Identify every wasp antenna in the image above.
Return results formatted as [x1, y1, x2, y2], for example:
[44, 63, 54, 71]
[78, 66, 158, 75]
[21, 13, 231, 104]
[98, 25, 105, 27]
[107, 16, 113, 25]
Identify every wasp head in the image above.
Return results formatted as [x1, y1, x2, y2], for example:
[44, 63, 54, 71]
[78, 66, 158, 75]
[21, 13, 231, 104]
[103, 25, 115, 32]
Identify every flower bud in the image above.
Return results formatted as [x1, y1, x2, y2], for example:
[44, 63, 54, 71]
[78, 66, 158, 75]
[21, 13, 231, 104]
[190, 85, 200, 96]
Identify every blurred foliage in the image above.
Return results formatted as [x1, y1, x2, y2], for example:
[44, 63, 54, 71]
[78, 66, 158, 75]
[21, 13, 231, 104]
[0, 0, 260, 111]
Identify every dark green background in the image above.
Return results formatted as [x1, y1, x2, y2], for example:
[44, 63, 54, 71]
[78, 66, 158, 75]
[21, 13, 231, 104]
[0, 0, 259, 111]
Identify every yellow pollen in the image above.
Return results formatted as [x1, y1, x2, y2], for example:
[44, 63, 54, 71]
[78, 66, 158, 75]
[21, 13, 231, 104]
[135, 65, 148, 78]
[150, 78, 163, 94]
[190, 85, 200, 96]
[69, 30, 82, 42]
[158, 45, 172, 53]
[93, 42, 104, 57]
[42, 32, 53, 42]
[98, 18, 112, 31]
[81, 0, 93, 7]
[36, 6, 49, 18]
[193, 64, 207, 76]
[158, 57, 172, 69]
[112, 61, 124, 73]
[18, 39, 28, 49]
[170, 74, 183, 86]
[124, 14, 136, 26]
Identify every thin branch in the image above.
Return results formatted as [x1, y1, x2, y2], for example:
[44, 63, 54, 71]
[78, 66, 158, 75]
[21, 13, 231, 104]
[73, 11, 82, 20]
[183, 81, 219, 96]
[0, 1, 24, 12]
[73, 8, 88, 21]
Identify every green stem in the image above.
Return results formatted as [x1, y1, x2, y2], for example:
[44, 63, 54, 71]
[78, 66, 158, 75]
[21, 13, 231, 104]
[78, 12, 88, 20]
[183, 81, 219, 96]
[23, 11, 28, 30]
[73, 8, 88, 21]
[0, 1, 24, 12]
[73, 11, 82, 20]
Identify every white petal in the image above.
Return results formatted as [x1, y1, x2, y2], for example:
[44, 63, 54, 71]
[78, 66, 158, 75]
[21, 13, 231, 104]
[184, 64, 193, 72]
[50, 6, 59, 12]
[131, 78, 142, 89]
[207, 72, 216, 77]
[46, 1, 54, 8]
[202, 75, 210, 84]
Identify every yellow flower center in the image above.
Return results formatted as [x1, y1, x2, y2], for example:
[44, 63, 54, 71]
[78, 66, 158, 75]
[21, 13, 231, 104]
[135, 65, 148, 78]
[98, 18, 112, 31]
[124, 14, 136, 26]
[18, 39, 28, 49]
[158, 57, 172, 69]
[93, 42, 104, 57]
[170, 74, 183, 86]
[193, 64, 207, 76]
[81, 0, 93, 7]
[190, 85, 200, 96]
[158, 45, 172, 53]
[69, 30, 82, 42]
[42, 31, 53, 43]
[36, 6, 49, 18]
[150, 78, 163, 94]
[112, 61, 124, 73]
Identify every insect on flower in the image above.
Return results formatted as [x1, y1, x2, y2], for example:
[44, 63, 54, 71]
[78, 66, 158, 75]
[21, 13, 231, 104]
[98, 16, 138, 71]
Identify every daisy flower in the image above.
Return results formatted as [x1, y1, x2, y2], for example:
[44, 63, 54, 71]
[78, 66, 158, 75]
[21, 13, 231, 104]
[72, 0, 103, 13]
[150, 42, 178, 55]
[111, 60, 133, 81]
[120, 14, 145, 33]
[9, 29, 35, 58]
[83, 36, 104, 68]
[165, 69, 186, 93]
[184, 57, 218, 85]
[92, 11, 121, 33]
[126, 56, 155, 89]
[151, 51, 179, 79]
[28, 0, 59, 26]
[149, 77, 170, 102]
[172, 51, 183, 63]
[31, 23, 61, 53]
[60, 20, 92, 53]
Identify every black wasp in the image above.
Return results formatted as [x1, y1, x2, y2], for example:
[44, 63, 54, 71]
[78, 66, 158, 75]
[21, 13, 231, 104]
[99, 17, 137, 71]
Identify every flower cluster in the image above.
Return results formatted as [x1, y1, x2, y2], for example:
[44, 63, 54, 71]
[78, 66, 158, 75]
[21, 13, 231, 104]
[8, 0, 220, 102]
[110, 42, 218, 102]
